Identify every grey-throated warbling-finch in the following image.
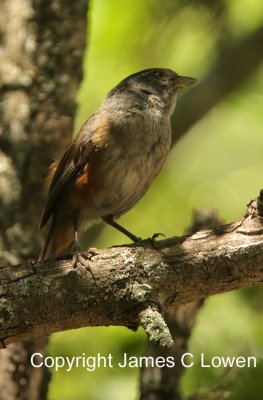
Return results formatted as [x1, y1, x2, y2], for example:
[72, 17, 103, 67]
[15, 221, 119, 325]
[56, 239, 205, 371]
[40, 68, 197, 259]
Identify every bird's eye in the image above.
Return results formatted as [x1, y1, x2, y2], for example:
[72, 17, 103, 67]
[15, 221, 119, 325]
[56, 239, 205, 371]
[154, 71, 166, 80]
[141, 89, 152, 96]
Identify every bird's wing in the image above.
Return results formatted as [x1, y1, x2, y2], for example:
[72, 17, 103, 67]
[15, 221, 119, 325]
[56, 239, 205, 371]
[40, 133, 95, 228]
[40, 112, 113, 228]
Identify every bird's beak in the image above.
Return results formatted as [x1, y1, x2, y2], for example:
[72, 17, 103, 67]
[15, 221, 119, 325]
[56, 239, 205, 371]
[175, 75, 197, 89]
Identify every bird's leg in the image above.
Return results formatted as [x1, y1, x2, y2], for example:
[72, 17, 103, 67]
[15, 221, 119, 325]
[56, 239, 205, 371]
[102, 215, 141, 242]
[71, 215, 89, 266]
[71, 215, 83, 268]
[102, 216, 165, 249]
[72, 215, 82, 254]
[71, 215, 97, 281]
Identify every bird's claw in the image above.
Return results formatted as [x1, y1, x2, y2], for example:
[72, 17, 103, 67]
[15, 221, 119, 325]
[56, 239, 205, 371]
[71, 240, 83, 269]
[138, 232, 165, 249]
[151, 232, 165, 240]
[150, 233, 165, 249]
[70, 241, 97, 282]
[72, 251, 87, 269]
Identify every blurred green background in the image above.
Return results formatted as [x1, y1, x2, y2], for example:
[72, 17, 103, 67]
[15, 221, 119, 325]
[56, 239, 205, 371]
[48, 0, 263, 399]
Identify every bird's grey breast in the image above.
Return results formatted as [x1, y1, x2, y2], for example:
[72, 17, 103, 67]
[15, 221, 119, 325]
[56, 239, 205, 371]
[98, 108, 172, 216]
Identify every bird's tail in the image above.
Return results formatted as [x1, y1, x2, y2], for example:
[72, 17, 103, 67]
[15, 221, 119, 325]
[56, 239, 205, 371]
[39, 216, 74, 260]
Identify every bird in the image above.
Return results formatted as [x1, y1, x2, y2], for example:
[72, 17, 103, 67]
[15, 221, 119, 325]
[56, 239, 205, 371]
[39, 68, 197, 260]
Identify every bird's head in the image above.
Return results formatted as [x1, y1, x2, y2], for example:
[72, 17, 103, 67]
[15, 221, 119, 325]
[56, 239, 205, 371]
[108, 68, 197, 116]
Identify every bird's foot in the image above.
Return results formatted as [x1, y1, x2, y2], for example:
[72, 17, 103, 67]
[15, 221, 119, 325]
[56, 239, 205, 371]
[71, 239, 83, 269]
[72, 251, 87, 269]
[144, 232, 165, 249]
[71, 241, 98, 281]
[131, 233, 165, 249]
[111, 233, 165, 249]
[132, 235, 142, 243]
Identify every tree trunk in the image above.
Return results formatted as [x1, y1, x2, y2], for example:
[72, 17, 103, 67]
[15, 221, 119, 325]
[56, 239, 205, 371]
[0, 0, 88, 398]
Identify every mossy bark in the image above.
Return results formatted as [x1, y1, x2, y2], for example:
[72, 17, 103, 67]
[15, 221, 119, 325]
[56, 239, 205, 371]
[0, 0, 88, 398]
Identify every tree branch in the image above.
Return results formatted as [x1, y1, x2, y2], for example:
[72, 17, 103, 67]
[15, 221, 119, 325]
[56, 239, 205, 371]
[1, 198, 263, 349]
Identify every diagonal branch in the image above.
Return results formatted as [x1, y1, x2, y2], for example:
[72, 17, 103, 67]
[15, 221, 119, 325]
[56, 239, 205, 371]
[1, 198, 263, 349]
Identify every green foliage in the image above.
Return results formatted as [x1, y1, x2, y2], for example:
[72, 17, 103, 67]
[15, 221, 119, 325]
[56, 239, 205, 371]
[229, 360, 263, 399]
[182, 292, 263, 395]
[48, 327, 146, 400]
[48, 0, 263, 398]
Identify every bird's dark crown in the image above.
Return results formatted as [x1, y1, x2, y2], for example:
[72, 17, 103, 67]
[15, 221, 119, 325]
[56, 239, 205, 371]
[107, 68, 178, 98]
[122, 68, 177, 83]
